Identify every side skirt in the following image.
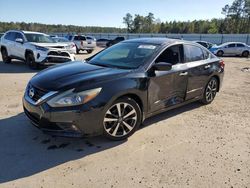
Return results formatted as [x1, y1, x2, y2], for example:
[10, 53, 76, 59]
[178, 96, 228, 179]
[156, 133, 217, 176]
[144, 96, 202, 121]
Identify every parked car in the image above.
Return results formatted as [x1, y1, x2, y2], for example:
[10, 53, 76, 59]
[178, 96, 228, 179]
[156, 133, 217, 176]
[0, 33, 4, 38]
[0, 30, 75, 69]
[96, 38, 111, 47]
[210, 42, 250, 57]
[68, 35, 96, 54]
[86, 36, 96, 42]
[106, 36, 125, 47]
[23, 38, 224, 140]
[52, 36, 76, 54]
[195, 41, 214, 49]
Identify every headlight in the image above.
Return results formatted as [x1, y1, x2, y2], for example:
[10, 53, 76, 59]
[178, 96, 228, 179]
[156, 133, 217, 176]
[47, 88, 102, 107]
[35, 45, 48, 51]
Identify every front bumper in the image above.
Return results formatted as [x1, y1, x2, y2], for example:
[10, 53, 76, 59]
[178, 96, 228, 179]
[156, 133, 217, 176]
[34, 50, 75, 63]
[23, 93, 104, 137]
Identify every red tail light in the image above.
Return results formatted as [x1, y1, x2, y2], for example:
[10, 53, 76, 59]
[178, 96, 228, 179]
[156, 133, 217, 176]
[220, 59, 225, 69]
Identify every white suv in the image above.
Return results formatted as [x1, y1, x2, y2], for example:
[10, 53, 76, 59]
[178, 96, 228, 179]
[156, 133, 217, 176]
[0, 30, 75, 69]
[68, 35, 96, 54]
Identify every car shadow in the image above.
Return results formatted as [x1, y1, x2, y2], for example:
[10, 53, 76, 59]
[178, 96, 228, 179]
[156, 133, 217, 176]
[0, 113, 125, 183]
[0, 101, 202, 183]
[142, 101, 203, 128]
[0, 60, 60, 74]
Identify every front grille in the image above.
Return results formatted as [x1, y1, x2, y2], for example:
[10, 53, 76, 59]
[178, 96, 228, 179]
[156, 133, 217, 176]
[51, 46, 64, 49]
[48, 51, 70, 57]
[33, 86, 47, 102]
[27, 84, 47, 102]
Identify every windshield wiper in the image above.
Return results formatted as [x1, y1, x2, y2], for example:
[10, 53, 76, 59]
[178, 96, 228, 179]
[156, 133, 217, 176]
[90, 62, 114, 68]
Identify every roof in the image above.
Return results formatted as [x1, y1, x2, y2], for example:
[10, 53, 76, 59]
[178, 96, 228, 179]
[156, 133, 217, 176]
[5, 30, 48, 35]
[22, 31, 47, 35]
[123, 37, 183, 45]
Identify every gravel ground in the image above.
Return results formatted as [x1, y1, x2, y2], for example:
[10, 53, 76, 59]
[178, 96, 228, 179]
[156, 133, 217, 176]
[0, 49, 249, 188]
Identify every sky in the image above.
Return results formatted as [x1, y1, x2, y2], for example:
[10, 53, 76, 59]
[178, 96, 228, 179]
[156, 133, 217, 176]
[0, 0, 235, 28]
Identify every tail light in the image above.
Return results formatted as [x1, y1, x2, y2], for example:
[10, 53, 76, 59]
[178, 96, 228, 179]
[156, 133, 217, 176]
[219, 59, 225, 69]
[81, 41, 83, 46]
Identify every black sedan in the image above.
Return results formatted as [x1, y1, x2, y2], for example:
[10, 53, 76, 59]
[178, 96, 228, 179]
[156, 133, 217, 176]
[23, 38, 224, 140]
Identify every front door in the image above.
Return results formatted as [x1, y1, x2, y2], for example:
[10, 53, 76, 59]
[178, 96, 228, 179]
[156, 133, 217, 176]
[148, 44, 188, 113]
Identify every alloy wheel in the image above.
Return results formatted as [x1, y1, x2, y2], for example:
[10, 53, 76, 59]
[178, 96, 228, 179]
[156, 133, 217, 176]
[205, 79, 217, 103]
[103, 102, 138, 138]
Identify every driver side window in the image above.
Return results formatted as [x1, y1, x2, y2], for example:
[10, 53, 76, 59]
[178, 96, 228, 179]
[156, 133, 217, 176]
[155, 44, 183, 65]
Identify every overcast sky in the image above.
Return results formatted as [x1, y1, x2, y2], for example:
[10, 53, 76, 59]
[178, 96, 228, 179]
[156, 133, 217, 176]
[0, 0, 235, 27]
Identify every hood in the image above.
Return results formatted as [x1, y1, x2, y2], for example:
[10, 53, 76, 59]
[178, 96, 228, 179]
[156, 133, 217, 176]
[30, 42, 69, 48]
[30, 61, 130, 91]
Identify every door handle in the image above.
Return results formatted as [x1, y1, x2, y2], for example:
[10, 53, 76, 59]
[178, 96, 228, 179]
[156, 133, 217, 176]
[204, 65, 211, 69]
[179, 72, 188, 76]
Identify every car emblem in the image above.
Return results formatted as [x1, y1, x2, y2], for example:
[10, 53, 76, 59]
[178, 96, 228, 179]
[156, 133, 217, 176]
[58, 51, 61, 54]
[28, 87, 35, 98]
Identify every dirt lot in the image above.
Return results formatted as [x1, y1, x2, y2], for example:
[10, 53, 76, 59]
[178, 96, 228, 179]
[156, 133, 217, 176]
[0, 48, 249, 188]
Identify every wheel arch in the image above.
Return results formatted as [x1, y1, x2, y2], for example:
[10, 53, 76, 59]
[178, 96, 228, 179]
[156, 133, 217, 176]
[0, 45, 7, 52]
[25, 49, 34, 59]
[211, 75, 220, 92]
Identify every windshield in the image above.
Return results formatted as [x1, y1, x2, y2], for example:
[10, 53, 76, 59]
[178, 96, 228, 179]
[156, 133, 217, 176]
[25, 33, 55, 43]
[88, 42, 159, 69]
[53, 38, 69, 42]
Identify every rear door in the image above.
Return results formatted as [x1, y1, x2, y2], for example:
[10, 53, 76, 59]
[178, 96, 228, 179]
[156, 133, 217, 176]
[148, 44, 189, 113]
[184, 44, 213, 100]
[236, 43, 246, 55]
[3, 32, 16, 56]
[224, 43, 236, 55]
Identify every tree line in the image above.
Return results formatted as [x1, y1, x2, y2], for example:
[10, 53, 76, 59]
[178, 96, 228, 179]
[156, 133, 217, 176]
[123, 0, 250, 34]
[0, 22, 126, 34]
[0, 0, 249, 34]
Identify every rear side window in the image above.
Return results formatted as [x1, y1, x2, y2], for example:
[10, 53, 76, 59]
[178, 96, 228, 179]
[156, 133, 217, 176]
[236, 43, 245, 47]
[203, 49, 210, 59]
[4, 32, 16, 41]
[74, 36, 86, 41]
[228, 44, 236, 48]
[184, 45, 204, 62]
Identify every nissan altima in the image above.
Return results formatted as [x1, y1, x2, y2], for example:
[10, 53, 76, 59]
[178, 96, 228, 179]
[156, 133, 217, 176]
[23, 38, 224, 140]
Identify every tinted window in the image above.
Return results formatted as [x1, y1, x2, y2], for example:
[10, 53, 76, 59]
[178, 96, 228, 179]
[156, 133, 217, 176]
[15, 32, 24, 40]
[236, 43, 245, 47]
[4, 32, 16, 41]
[68, 36, 73, 40]
[184, 45, 204, 62]
[197, 42, 207, 48]
[228, 44, 236, 48]
[203, 49, 210, 59]
[156, 45, 183, 65]
[74, 36, 86, 41]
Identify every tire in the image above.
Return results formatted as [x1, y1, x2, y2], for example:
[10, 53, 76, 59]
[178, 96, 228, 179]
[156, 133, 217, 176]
[86, 50, 93, 54]
[1, 48, 11, 63]
[216, 50, 224, 57]
[26, 53, 39, 69]
[242, 51, 249, 57]
[200, 77, 218, 105]
[76, 48, 80, 54]
[103, 97, 142, 140]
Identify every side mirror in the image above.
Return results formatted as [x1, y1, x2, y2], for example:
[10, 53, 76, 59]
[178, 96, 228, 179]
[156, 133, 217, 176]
[15, 38, 24, 44]
[152, 62, 172, 71]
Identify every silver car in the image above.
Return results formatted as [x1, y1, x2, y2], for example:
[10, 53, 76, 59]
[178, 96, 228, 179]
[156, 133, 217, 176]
[210, 42, 250, 57]
[52, 37, 77, 54]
